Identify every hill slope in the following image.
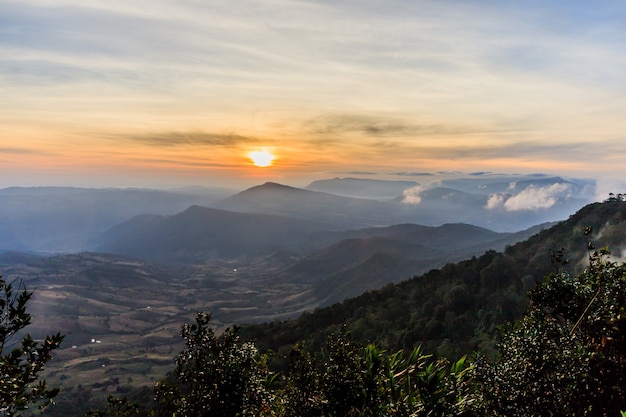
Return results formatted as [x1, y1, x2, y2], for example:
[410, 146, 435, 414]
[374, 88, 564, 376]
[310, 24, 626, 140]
[241, 199, 626, 359]
[278, 222, 548, 305]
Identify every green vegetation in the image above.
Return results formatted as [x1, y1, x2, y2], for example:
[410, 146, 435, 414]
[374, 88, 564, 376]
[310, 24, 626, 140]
[242, 200, 626, 360]
[85, 233, 626, 416]
[0, 276, 64, 416]
[97, 315, 478, 417]
[4, 198, 625, 415]
[476, 230, 626, 416]
[154, 312, 272, 417]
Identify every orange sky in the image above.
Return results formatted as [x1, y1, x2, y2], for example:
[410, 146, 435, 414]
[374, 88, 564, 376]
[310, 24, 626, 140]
[2, 1, 626, 190]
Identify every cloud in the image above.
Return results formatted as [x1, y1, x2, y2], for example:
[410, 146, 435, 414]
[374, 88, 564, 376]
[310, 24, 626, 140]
[330, 171, 379, 175]
[485, 193, 507, 210]
[308, 114, 414, 136]
[390, 172, 434, 177]
[402, 183, 438, 205]
[0, 147, 49, 155]
[126, 156, 239, 168]
[486, 183, 572, 211]
[122, 131, 258, 147]
[402, 185, 425, 205]
[304, 114, 482, 138]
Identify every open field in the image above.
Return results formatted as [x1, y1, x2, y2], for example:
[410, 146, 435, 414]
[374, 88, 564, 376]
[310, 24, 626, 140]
[1, 252, 316, 412]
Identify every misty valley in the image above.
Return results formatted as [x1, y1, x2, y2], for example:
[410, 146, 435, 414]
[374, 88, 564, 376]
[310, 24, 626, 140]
[2, 174, 623, 415]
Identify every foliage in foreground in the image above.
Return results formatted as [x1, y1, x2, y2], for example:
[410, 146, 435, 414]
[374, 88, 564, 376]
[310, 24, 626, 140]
[477, 229, 626, 416]
[147, 313, 476, 417]
[2, 201, 623, 416]
[0, 276, 64, 417]
[88, 232, 626, 417]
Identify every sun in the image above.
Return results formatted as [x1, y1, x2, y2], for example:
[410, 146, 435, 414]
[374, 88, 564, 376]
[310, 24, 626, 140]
[249, 150, 275, 167]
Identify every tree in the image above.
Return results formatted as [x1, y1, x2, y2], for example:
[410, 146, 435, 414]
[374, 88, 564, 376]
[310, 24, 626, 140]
[283, 331, 478, 417]
[84, 395, 139, 417]
[154, 312, 273, 417]
[476, 232, 626, 416]
[0, 276, 64, 416]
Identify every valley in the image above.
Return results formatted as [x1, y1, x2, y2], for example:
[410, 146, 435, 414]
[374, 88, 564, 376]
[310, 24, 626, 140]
[2, 253, 317, 410]
[0, 174, 601, 413]
[1, 218, 545, 411]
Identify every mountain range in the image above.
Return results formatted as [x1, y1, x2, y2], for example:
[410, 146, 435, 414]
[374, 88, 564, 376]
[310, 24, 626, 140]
[242, 198, 626, 359]
[0, 175, 617, 416]
[0, 174, 593, 255]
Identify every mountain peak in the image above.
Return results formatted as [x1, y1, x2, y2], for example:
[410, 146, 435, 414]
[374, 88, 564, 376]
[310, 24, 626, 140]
[260, 181, 293, 189]
[240, 182, 308, 194]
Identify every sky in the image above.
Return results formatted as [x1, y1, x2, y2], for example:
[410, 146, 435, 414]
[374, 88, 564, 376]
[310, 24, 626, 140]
[1, 0, 625, 192]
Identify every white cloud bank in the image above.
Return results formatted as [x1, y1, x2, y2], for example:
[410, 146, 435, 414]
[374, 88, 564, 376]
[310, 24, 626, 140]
[486, 183, 572, 211]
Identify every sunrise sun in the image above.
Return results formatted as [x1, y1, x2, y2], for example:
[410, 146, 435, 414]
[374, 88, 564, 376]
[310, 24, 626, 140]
[249, 150, 275, 167]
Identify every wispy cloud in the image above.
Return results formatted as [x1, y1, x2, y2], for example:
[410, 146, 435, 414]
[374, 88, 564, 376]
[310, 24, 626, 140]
[391, 172, 434, 177]
[0, 147, 50, 155]
[304, 114, 496, 138]
[305, 114, 417, 137]
[330, 171, 379, 176]
[125, 156, 240, 169]
[122, 131, 258, 147]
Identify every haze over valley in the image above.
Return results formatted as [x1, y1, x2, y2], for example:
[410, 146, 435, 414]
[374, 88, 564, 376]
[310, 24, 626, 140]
[2, 0, 626, 414]
[0, 172, 605, 413]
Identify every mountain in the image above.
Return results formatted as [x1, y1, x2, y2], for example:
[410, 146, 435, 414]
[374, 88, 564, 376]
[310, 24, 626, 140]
[241, 199, 626, 360]
[0, 175, 594, 256]
[305, 177, 418, 200]
[4, 198, 618, 415]
[0, 186, 234, 252]
[93, 195, 551, 304]
[214, 182, 402, 229]
[216, 180, 591, 232]
[391, 187, 490, 225]
[439, 175, 595, 196]
[278, 222, 551, 305]
[91, 205, 333, 263]
[396, 184, 590, 231]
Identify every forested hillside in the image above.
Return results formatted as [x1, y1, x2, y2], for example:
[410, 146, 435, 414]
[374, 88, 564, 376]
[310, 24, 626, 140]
[67, 198, 626, 417]
[241, 199, 626, 359]
[11, 197, 624, 416]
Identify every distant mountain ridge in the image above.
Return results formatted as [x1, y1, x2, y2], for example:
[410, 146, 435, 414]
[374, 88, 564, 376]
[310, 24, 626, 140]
[215, 178, 591, 232]
[92, 193, 555, 305]
[92, 205, 333, 263]
[0, 186, 233, 252]
[0, 175, 594, 255]
[305, 177, 418, 199]
[214, 182, 397, 229]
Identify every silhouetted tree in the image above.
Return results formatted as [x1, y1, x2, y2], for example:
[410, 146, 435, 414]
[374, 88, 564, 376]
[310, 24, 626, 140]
[0, 276, 64, 416]
[154, 312, 272, 417]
